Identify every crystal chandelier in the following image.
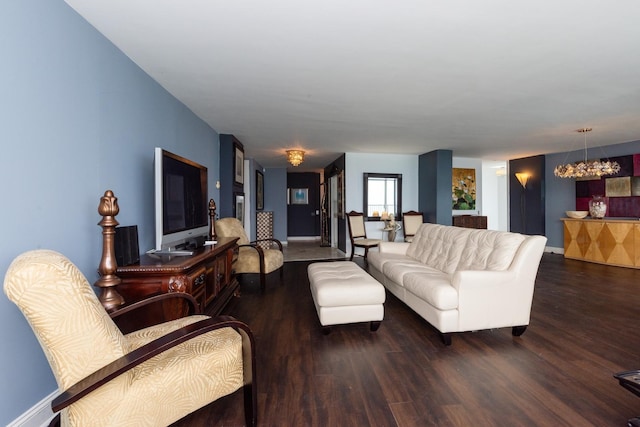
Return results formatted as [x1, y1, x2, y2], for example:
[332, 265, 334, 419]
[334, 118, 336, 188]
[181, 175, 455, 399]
[286, 149, 305, 166]
[553, 128, 620, 178]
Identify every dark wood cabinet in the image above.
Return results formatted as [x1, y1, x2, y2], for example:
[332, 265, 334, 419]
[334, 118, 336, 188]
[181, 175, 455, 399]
[453, 215, 487, 229]
[115, 237, 239, 316]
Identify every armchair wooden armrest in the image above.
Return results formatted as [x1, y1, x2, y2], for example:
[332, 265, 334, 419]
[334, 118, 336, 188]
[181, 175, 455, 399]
[52, 315, 257, 426]
[251, 238, 283, 251]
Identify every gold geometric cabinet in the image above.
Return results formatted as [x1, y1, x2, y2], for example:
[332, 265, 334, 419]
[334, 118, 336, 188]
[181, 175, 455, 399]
[562, 218, 639, 268]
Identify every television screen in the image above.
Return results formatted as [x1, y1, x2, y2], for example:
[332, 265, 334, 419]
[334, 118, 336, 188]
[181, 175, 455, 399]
[155, 148, 208, 251]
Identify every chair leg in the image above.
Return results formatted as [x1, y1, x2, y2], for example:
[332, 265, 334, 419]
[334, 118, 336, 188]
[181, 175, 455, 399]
[350, 246, 355, 261]
[259, 273, 266, 291]
[512, 325, 527, 336]
[440, 332, 452, 346]
[243, 384, 257, 427]
[48, 413, 60, 427]
[236, 323, 257, 427]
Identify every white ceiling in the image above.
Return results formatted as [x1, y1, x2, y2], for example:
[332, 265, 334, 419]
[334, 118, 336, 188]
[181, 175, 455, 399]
[64, 0, 640, 171]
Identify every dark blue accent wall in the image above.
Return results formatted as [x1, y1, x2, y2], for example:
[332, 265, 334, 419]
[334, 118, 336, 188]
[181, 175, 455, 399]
[510, 155, 545, 235]
[419, 150, 453, 225]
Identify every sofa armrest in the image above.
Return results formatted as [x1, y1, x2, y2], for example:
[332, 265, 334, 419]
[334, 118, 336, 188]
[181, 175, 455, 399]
[449, 235, 546, 331]
[378, 242, 410, 254]
[451, 269, 534, 331]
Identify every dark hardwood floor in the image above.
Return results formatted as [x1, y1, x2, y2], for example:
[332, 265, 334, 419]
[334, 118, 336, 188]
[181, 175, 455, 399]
[172, 253, 640, 426]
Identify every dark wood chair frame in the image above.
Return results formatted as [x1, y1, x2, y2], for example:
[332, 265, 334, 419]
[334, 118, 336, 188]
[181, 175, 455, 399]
[48, 292, 257, 427]
[346, 210, 381, 261]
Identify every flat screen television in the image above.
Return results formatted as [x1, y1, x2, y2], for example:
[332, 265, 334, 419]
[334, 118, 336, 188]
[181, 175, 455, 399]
[154, 147, 209, 251]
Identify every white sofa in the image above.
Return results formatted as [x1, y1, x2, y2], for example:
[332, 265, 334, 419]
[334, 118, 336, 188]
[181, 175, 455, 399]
[367, 222, 547, 345]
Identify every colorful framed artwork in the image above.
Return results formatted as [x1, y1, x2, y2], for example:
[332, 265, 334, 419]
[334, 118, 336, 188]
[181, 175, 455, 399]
[289, 188, 309, 205]
[452, 168, 476, 210]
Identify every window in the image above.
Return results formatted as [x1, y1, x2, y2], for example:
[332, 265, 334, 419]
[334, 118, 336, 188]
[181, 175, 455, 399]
[363, 173, 402, 221]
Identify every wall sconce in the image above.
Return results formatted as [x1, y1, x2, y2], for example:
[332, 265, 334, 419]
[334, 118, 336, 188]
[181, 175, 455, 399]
[515, 172, 529, 188]
[286, 149, 305, 166]
[515, 172, 529, 234]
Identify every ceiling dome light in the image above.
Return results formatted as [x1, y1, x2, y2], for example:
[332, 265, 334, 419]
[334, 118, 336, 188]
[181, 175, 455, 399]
[553, 128, 620, 179]
[286, 149, 305, 167]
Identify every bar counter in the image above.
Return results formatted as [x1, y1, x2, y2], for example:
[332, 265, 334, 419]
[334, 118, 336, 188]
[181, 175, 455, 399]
[562, 217, 640, 268]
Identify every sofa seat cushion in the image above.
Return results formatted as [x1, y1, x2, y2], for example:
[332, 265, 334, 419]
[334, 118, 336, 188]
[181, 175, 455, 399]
[367, 252, 409, 274]
[403, 272, 458, 310]
[383, 260, 440, 288]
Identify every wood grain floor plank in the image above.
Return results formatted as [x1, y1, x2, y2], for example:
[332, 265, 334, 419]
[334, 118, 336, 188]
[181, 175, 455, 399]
[171, 254, 640, 426]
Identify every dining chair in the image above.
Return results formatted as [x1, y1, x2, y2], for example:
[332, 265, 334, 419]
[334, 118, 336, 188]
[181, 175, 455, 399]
[346, 211, 381, 261]
[402, 210, 424, 242]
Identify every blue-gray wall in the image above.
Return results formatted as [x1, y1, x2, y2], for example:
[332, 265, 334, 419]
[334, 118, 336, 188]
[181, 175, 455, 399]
[264, 168, 288, 242]
[0, 1, 221, 423]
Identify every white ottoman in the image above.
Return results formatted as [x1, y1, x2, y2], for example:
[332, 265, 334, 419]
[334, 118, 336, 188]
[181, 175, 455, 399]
[308, 261, 386, 333]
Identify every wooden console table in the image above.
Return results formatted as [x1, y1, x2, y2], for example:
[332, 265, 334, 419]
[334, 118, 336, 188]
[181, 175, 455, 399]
[453, 215, 487, 229]
[562, 218, 640, 269]
[115, 237, 240, 315]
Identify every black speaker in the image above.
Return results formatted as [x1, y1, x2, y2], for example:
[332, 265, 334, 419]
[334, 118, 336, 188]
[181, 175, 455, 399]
[114, 225, 140, 266]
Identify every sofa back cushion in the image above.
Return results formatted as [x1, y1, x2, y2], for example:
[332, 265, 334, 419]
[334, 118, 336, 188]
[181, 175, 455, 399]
[406, 224, 467, 274]
[406, 223, 525, 273]
[457, 228, 525, 271]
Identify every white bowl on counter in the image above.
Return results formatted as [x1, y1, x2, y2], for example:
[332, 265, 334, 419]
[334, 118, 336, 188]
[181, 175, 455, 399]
[565, 210, 589, 219]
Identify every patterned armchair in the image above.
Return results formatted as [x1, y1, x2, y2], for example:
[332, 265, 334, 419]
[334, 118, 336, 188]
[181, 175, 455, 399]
[215, 217, 284, 290]
[3, 249, 256, 426]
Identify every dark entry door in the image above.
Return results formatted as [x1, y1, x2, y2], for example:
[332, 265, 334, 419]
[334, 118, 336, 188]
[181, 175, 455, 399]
[287, 172, 321, 237]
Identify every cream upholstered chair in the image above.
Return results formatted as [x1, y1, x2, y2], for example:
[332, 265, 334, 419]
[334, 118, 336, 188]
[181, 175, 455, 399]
[3, 249, 256, 427]
[402, 210, 424, 242]
[347, 211, 381, 261]
[215, 217, 284, 290]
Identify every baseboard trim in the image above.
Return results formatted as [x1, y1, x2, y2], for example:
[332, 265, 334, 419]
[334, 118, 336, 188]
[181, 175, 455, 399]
[7, 389, 57, 427]
[545, 246, 564, 255]
[287, 236, 321, 241]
